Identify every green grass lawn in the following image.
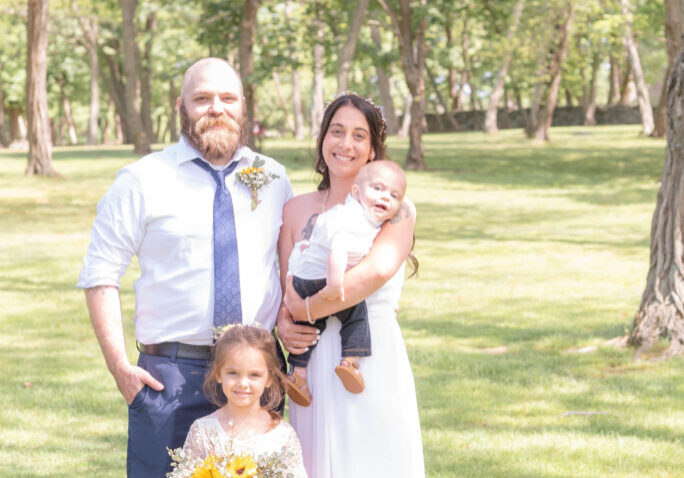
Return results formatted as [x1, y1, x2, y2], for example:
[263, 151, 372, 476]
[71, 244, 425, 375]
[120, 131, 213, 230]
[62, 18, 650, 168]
[1, 125, 683, 477]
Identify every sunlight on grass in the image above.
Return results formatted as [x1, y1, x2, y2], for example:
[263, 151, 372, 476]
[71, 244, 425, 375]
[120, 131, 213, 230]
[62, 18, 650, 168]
[1, 126, 683, 477]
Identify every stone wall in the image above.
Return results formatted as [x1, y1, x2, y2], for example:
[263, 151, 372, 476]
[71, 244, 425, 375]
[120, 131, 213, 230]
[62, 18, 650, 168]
[423, 105, 650, 132]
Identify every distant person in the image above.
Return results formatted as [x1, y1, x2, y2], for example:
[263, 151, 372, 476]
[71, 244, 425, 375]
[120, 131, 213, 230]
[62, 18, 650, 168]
[285, 160, 408, 407]
[77, 58, 292, 477]
[253, 119, 264, 152]
[169, 324, 306, 477]
[277, 93, 425, 477]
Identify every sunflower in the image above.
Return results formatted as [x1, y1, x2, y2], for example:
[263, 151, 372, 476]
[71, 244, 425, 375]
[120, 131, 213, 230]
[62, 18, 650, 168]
[191, 455, 224, 478]
[226, 454, 258, 477]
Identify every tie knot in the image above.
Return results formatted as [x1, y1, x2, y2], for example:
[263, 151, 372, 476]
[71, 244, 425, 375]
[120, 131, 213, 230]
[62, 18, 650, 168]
[193, 158, 240, 190]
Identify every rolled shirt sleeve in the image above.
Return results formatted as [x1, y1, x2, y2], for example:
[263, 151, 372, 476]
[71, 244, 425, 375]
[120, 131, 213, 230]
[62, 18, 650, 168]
[77, 170, 145, 289]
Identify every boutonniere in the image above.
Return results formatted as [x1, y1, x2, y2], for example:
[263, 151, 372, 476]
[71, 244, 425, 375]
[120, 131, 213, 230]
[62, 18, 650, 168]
[235, 156, 279, 211]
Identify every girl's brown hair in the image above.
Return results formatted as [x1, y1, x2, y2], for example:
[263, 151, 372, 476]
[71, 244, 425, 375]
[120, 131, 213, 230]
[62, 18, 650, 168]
[203, 325, 286, 417]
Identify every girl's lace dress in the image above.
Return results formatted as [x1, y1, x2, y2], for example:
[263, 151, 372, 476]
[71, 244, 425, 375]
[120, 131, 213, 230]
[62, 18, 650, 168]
[182, 412, 307, 478]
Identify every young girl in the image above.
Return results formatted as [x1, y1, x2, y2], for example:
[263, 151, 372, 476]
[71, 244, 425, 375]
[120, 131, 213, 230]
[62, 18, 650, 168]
[170, 325, 307, 477]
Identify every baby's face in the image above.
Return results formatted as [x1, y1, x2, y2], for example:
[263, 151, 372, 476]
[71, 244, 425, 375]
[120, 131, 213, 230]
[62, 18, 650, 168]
[355, 166, 406, 224]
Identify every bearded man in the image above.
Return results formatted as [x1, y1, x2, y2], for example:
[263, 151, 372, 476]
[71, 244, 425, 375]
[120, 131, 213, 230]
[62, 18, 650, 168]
[77, 58, 292, 477]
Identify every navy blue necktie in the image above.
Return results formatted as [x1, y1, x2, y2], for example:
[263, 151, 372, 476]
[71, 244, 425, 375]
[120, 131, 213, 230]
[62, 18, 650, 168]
[193, 158, 242, 327]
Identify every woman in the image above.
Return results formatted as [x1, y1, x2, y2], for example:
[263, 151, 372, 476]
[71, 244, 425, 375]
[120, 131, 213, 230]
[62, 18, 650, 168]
[277, 93, 425, 478]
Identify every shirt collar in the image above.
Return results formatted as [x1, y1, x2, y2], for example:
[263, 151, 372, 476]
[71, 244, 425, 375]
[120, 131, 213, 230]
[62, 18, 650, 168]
[173, 135, 255, 169]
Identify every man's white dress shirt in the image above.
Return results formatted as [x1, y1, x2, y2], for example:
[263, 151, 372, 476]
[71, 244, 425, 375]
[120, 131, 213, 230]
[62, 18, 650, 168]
[288, 194, 380, 280]
[77, 137, 293, 345]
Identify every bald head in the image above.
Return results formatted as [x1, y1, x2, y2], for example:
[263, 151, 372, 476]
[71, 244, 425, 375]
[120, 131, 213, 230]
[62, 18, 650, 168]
[355, 161, 407, 193]
[179, 58, 243, 102]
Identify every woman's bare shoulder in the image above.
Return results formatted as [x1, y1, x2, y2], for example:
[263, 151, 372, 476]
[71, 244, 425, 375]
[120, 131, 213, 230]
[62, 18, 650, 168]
[283, 190, 324, 241]
[283, 191, 321, 217]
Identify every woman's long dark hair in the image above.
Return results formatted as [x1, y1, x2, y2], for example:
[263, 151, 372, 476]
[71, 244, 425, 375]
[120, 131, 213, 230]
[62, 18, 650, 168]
[313, 92, 418, 277]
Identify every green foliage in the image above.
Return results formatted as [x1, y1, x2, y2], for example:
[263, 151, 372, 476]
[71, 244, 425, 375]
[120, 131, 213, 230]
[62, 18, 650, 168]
[0, 4, 27, 105]
[0, 0, 672, 142]
[1, 126, 683, 476]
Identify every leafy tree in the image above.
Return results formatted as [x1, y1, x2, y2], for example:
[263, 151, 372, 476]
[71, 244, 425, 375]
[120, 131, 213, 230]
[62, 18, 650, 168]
[377, 0, 428, 170]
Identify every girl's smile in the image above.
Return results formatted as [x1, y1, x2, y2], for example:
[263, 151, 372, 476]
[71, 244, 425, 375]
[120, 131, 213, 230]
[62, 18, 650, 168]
[217, 345, 271, 411]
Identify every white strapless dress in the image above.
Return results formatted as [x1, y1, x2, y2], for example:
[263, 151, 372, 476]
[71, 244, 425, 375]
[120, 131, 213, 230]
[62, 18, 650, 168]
[290, 265, 425, 478]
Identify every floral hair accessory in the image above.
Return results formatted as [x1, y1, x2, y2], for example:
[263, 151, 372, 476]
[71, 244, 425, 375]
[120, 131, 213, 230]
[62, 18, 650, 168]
[326, 91, 387, 143]
[212, 322, 268, 341]
[235, 156, 279, 211]
[212, 323, 238, 341]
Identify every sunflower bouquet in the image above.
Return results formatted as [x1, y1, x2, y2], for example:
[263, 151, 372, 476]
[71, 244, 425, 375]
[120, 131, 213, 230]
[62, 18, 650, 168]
[235, 156, 279, 211]
[167, 446, 295, 478]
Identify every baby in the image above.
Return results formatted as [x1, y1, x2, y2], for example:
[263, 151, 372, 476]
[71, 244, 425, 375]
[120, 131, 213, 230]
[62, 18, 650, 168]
[285, 160, 407, 407]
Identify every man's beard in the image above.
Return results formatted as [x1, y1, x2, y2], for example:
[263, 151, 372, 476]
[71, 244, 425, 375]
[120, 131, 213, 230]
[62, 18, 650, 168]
[180, 102, 247, 163]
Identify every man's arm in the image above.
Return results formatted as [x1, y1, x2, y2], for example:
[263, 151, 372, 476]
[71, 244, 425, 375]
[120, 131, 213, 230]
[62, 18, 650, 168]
[85, 286, 163, 404]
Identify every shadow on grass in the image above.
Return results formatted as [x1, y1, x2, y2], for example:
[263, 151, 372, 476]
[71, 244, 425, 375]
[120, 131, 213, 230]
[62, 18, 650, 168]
[414, 200, 651, 249]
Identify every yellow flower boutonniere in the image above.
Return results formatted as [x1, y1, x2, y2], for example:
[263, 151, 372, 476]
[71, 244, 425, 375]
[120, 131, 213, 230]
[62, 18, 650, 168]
[235, 157, 279, 211]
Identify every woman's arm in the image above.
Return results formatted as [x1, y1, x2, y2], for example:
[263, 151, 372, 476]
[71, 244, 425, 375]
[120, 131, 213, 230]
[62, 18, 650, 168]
[284, 199, 416, 322]
[275, 199, 320, 354]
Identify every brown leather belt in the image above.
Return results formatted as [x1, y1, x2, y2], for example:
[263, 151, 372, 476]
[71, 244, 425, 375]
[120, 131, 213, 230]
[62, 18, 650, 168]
[136, 341, 212, 360]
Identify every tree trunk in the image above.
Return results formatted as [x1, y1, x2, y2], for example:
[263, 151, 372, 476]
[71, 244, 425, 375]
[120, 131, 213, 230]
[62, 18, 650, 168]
[115, 110, 124, 144]
[378, 0, 427, 170]
[119, 0, 150, 154]
[284, 2, 306, 140]
[531, 4, 574, 142]
[398, 93, 411, 138]
[607, 54, 621, 104]
[620, 0, 655, 136]
[583, 47, 601, 126]
[336, 0, 370, 93]
[461, 19, 471, 111]
[168, 77, 179, 142]
[8, 107, 26, 143]
[60, 82, 78, 145]
[630, 39, 684, 357]
[239, 0, 259, 149]
[445, 17, 461, 112]
[73, 2, 99, 145]
[484, 0, 525, 134]
[425, 62, 459, 131]
[653, 69, 670, 138]
[619, 68, 634, 105]
[86, 37, 99, 145]
[272, 70, 294, 134]
[101, 105, 110, 144]
[311, 2, 325, 136]
[292, 68, 306, 140]
[139, 11, 157, 144]
[565, 87, 574, 107]
[26, 0, 56, 176]
[100, 43, 131, 143]
[0, 85, 9, 147]
[652, 0, 683, 138]
[370, 19, 399, 135]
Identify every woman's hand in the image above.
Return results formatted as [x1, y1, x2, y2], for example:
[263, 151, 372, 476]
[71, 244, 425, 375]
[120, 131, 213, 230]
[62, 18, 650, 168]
[276, 302, 319, 355]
